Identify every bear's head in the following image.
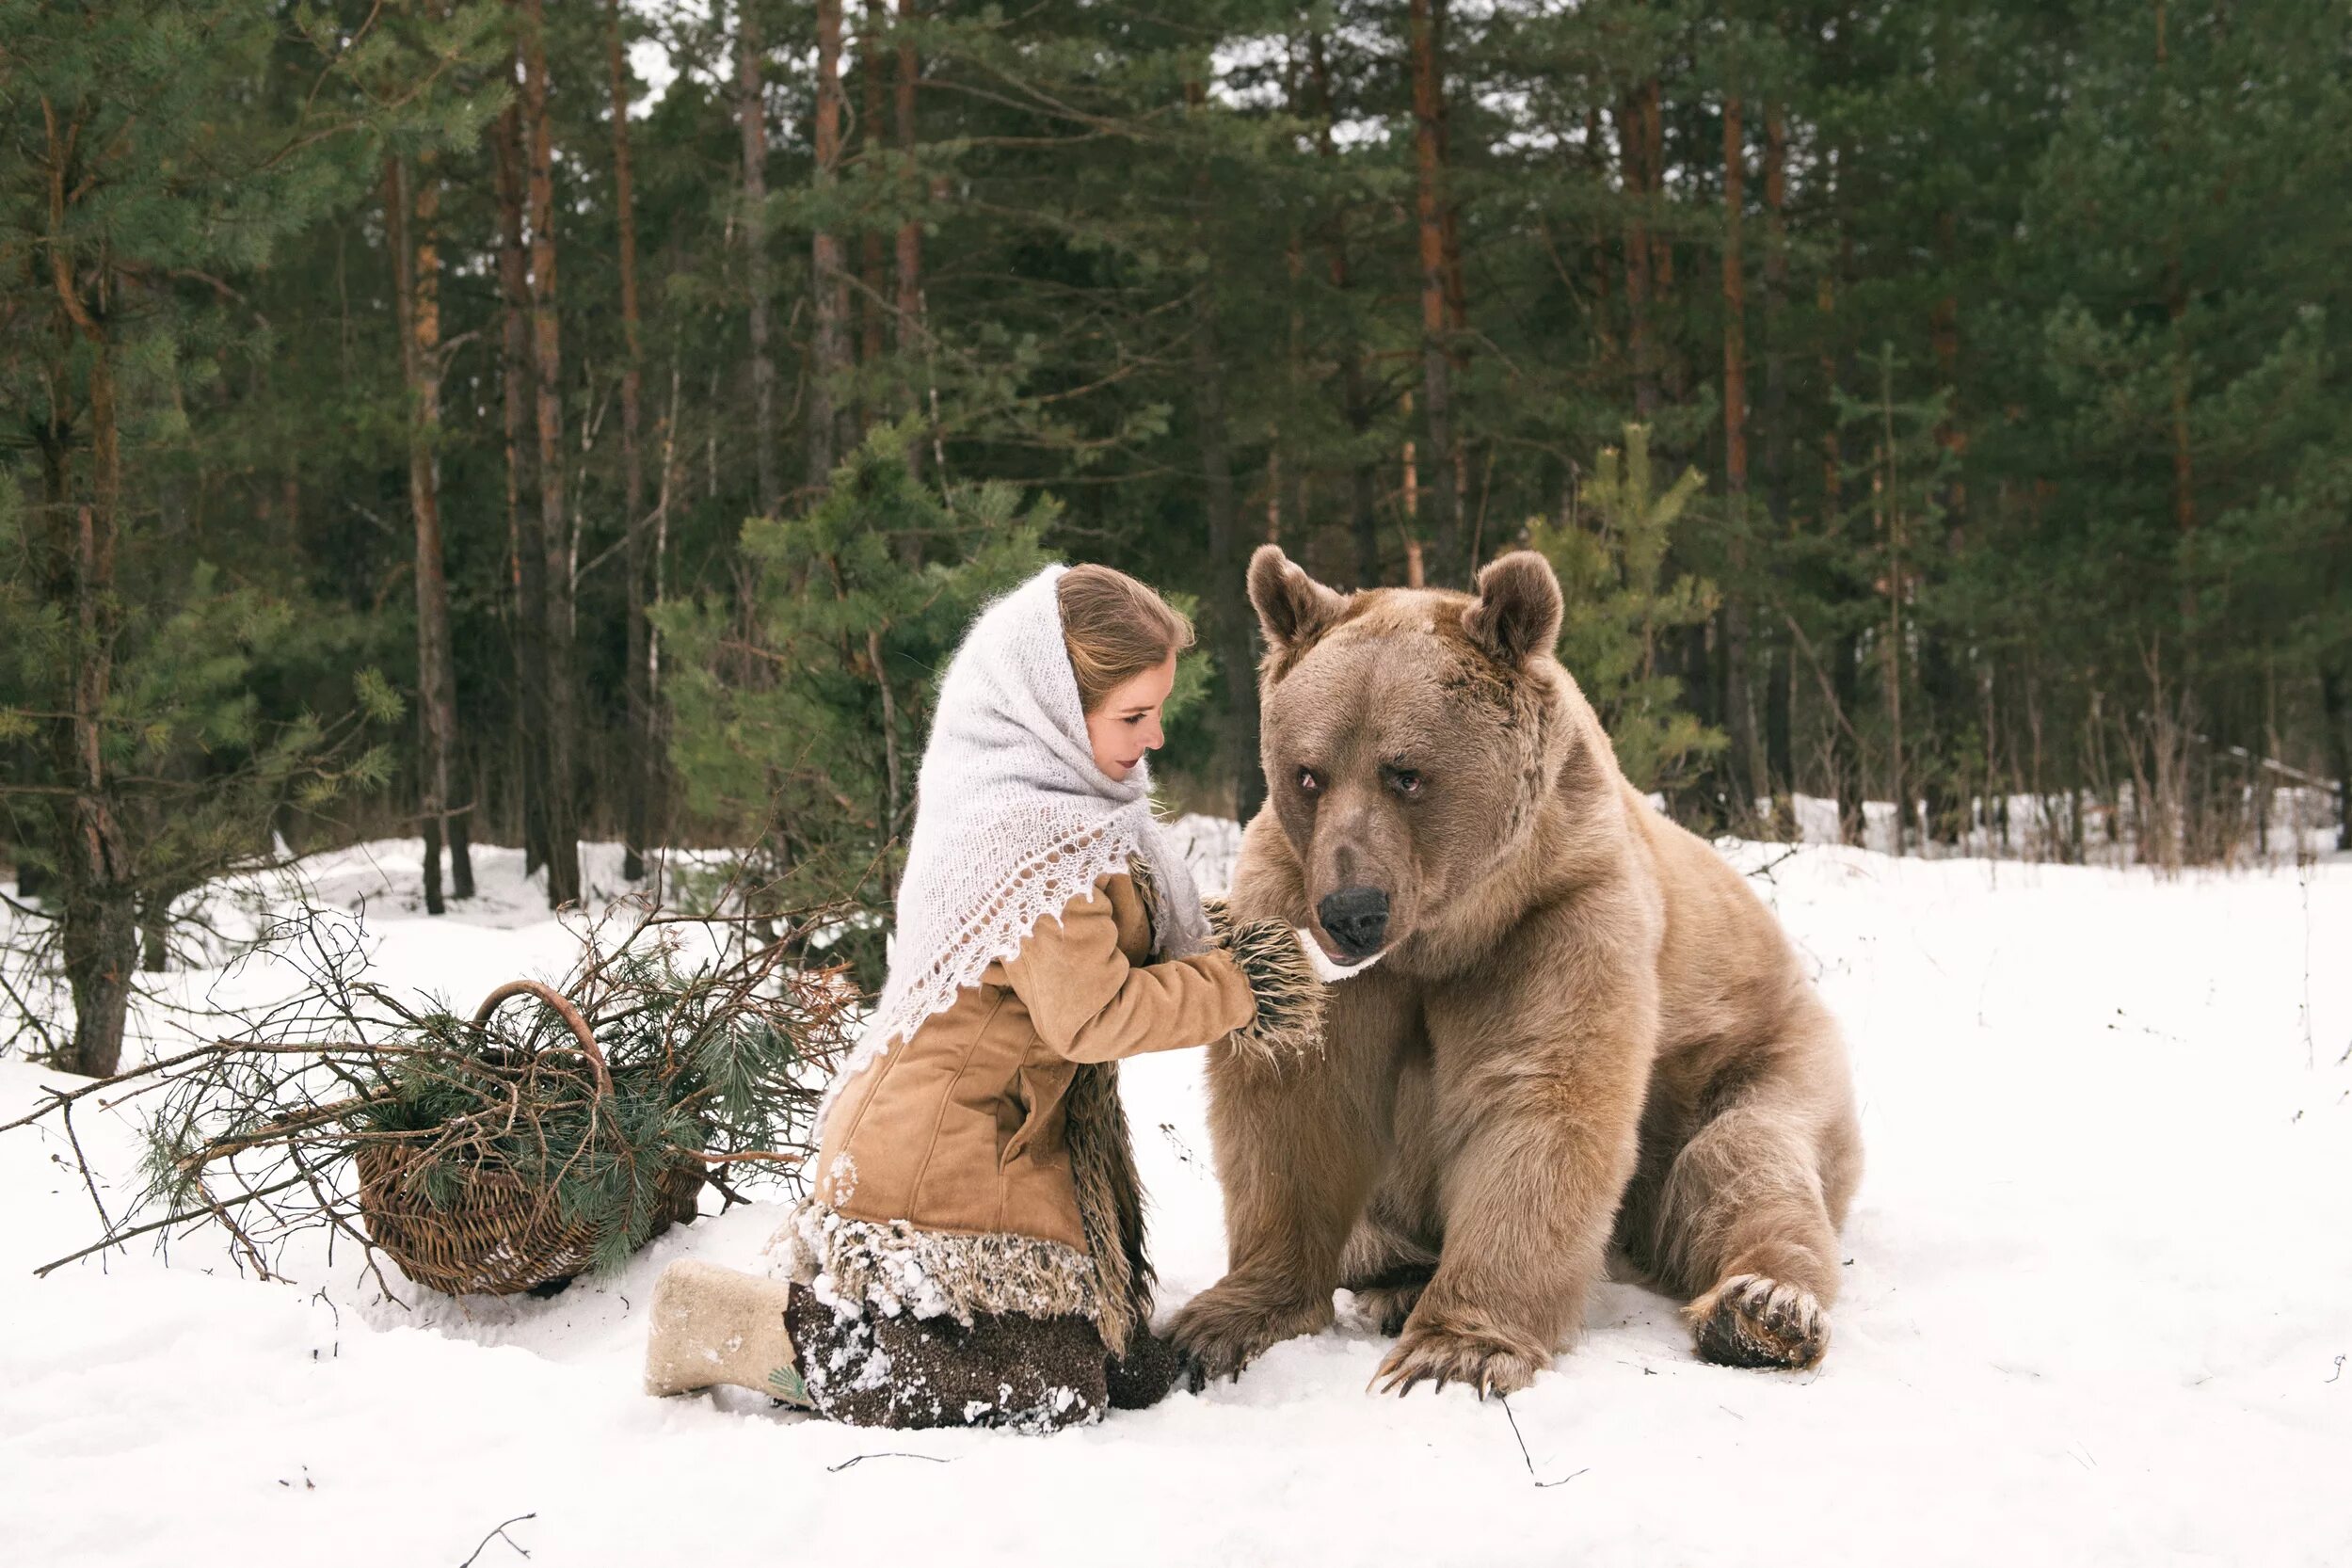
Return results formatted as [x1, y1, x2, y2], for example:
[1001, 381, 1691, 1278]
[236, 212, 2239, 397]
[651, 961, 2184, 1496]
[1249, 545, 1569, 967]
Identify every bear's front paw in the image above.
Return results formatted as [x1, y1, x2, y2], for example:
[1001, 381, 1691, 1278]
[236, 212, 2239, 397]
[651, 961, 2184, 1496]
[1373, 1320, 1547, 1399]
[1166, 1280, 1333, 1392]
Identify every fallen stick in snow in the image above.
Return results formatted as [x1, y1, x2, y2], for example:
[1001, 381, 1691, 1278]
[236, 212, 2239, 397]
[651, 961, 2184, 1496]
[455, 1512, 536, 1565]
[7, 892, 858, 1296]
[826, 1451, 952, 1472]
[1498, 1395, 1590, 1489]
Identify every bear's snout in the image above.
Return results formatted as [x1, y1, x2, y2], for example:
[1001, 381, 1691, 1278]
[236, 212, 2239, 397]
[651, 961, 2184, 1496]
[1317, 887, 1390, 960]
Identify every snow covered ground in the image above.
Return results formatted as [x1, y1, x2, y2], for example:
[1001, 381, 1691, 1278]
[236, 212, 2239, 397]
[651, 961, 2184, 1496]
[4, 831, 2350, 1566]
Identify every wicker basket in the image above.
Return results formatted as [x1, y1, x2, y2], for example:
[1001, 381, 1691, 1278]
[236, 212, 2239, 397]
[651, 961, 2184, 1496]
[355, 981, 705, 1297]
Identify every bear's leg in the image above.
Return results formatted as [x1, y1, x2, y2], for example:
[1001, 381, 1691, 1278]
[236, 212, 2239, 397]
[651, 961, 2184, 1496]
[1168, 967, 1416, 1384]
[1338, 1051, 1442, 1336]
[1654, 1032, 1860, 1370]
[1339, 1200, 1440, 1336]
[1373, 970, 1653, 1398]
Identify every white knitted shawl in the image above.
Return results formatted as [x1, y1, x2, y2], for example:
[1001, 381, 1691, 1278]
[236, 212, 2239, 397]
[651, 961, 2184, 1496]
[819, 565, 1213, 1115]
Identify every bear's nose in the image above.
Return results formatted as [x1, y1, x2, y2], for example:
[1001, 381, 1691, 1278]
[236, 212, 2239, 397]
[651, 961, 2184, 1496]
[1317, 887, 1390, 960]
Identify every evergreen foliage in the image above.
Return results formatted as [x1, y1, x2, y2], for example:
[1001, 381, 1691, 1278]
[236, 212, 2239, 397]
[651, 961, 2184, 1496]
[0, 0, 482, 1069]
[27, 902, 858, 1289]
[658, 422, 1059, 977]
[8, 0, 2352, 1060]
[1528, 426, 1721, 792]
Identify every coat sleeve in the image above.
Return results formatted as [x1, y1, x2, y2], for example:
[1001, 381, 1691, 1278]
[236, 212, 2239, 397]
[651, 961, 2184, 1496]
[1000, 883, 1257, 1064]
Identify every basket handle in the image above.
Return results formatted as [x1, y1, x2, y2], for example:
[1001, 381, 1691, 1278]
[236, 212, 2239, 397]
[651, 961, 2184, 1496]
[472, 981, 613, 1097]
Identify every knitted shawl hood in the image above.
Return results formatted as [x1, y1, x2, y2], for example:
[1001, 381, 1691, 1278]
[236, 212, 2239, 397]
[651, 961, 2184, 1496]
[823, 564, 1211, 1115]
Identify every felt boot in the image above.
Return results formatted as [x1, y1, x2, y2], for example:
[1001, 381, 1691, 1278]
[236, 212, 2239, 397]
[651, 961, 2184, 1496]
[785, 1282, 1110, 1432]
[643, 1258, 810, 1405]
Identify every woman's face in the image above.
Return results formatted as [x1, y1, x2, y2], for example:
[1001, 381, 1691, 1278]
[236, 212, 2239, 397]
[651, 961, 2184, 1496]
[1085, 653, 1177, 782]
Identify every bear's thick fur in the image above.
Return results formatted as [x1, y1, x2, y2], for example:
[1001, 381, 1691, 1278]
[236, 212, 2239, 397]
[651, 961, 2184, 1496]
[1168, 547, 1863, 1396]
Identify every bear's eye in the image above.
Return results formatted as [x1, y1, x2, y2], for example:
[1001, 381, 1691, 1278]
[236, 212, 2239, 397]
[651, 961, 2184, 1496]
[1296, 766, 1324, 796]
[1385, 765, 1423, 798]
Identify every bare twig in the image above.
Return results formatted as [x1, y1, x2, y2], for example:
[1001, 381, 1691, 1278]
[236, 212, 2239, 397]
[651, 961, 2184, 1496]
[34, 1173, 312, 1277]
[826, 1452, 952, 1472]
[456, 1512, 537, 1566]
[58, 1097, 115, 1240]
[1498, 1396, 1590, 1489]
[8, 892, 858, 1290]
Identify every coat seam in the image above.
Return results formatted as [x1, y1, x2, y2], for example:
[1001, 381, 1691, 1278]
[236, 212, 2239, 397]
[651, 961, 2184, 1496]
[904, 987, 1010, 1224]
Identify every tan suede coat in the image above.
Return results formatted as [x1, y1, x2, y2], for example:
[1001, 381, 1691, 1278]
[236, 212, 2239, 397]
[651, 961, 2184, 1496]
[811, 870, 1255, 1256]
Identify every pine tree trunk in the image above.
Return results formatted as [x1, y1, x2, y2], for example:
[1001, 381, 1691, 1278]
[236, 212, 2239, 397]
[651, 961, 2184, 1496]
[1878, 359, 1907, 855]
[424, 3, 471, 900]
[1620, 91, 1657, 419]
[1274, 220, 1306, 549]
[2154, 5, 2198, 628]
[1304, 34, 1381, 588]
[494, 94, 550, 877]
[1197, 303, 1259, 824]
[1833, 626, 1863, 844]
[1817, 165, 1848, 814]
[1408, 0, 1462, 584]
[52, 375, 136, 1073]
[1185, 83, 1261, 823]
[1918, 211, 1968, 845]
[40, 99, 139, 1076]
[2320, 661, 2352, 852]
[60, 495, 136, 1079]
[608, 0, 655, 884]
[737, 2, 780, 517]
[893, 0, 926, 482]
[1433, 0, 1472, 562]
[1720, 95, 1765, 814]
[2168, 279, 2196, 633]
[809, 0, 852, 482]
[387, 155, 464, 913]
[1762, 101, 1794, 797]
[520, 0, 582, 908]
[859, 1, 888, 431]
[1643, 82, 1679, 405]
[1583, 106, 1616, 365]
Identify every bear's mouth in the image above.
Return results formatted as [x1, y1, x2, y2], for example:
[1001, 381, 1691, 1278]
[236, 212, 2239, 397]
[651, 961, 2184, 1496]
[1299, 930, 1386, 983]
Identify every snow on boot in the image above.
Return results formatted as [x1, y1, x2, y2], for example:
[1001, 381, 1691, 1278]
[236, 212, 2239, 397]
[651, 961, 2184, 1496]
[643, 1258, 810, 1405]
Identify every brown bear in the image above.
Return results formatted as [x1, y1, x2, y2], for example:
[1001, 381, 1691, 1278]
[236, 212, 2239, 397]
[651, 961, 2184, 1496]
[1167, 546, 1863, 1397]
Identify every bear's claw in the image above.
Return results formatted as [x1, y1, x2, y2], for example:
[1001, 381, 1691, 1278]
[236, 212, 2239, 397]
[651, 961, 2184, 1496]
[1372, 1322, 1545, 1399]
[1687, 1273, 1829, 1369]
[1166, 1282, 1333, 1391]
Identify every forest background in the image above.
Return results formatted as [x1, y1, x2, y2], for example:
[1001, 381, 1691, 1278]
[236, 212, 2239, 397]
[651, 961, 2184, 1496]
[7, 0, 2350, 1077]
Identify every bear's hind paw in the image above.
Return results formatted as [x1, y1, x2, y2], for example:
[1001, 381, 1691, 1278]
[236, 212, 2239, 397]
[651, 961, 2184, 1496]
[1348, 1278, 1428, 1337]
[1686, 1273, 1829, 1370]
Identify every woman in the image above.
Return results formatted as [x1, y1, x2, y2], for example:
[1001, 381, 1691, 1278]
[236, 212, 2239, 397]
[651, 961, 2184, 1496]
[644, 564, 1321, 1432]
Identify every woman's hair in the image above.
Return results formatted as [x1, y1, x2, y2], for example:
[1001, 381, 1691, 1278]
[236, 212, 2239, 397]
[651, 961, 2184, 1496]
[1056, 564, 1194, 713]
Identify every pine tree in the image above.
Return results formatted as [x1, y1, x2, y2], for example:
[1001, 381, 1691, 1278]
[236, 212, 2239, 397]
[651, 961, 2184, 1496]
[0, 1, 453, 1070]
[658, 424, 1057, 977]
[1528, 425, 1722, 793]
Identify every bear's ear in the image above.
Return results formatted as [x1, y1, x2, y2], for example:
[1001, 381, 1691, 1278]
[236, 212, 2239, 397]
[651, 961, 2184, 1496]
[1248, 544, 1347, 652]
[1462, 551, 1564, 667]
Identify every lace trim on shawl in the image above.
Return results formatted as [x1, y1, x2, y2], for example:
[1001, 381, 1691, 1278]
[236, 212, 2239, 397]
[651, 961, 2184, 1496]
[815, 816, 1147, 1125]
